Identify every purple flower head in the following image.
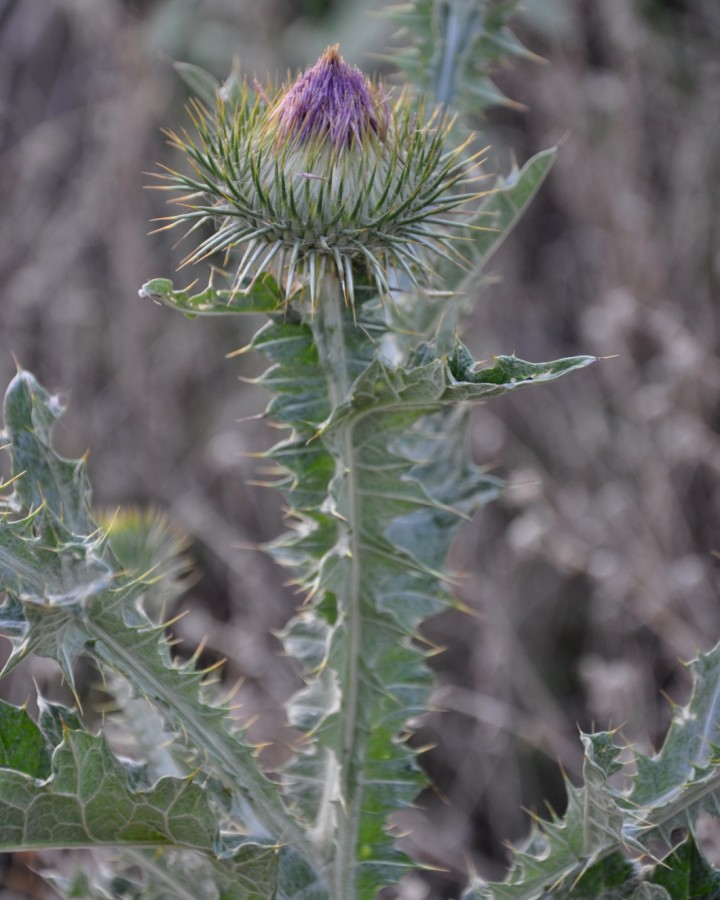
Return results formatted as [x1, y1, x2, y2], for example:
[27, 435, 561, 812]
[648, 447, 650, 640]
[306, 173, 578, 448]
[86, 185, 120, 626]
[271, 45, 387, 150]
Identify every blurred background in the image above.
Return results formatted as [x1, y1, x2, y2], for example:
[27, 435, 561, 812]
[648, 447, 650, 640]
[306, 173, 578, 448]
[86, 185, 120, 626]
[1, 0, 719, 897]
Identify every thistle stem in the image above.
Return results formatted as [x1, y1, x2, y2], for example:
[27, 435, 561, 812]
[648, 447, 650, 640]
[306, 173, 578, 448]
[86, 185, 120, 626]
[436, 1, 462, 107]
[310, 276, 365, 899]
[312, 274, 352, 404]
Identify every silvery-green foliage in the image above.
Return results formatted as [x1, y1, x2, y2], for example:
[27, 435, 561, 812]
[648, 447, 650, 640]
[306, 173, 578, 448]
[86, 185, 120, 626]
[385, 0, 541, 112]
[1, 4, 718, 900]
[0, 311, 589, 899]
[0, 370, 323, 898]
[463, 642, 720, 897]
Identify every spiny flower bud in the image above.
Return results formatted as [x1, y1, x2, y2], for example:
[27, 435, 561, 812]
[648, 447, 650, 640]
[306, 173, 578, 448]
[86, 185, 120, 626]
[155, 46, 482, 307]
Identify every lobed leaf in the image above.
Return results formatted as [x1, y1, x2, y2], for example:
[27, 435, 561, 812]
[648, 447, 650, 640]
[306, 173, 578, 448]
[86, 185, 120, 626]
[0, 699, 292, 900]
[629, 644, 720, 830]
[2, 371, 93, 534]
[0, 725, 218, 852]
[468, 641, 720, 898]
[0, 715, 286, 899]
[0, 370, 316, 873]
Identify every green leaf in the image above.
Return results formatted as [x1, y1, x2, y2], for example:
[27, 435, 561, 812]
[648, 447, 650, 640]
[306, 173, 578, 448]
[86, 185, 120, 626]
[416, 148, 558, 350]
[472, 731, 639, 899]
[3, 370, 93, 534]
[173, 61, 220, 107]
[629, 644, 720, 832]
[0, 503, 111, 690]
[0, 727, 218, 851]
[629, 887, 672, 900]
[469, 148, 558, 274]
[471, 639, 720, 899]
[262, 307, 498, 893]
[276, 846, 332, 900]
[87, 598, 304, 846]
[37, 695, 83, 750]
[47, 843, 326, 900]
[0, 725, 284, 898]
[138, 275, 284, 318]
[649, 835, 720, 899]
[0, 370, 317, 871]
[48, 842, 324, 900]
[0, 699, 51, 778]
[447, 345, 596, 395]
[568, 852, 638, 899]
[128, 840, 282, 900]
[605, 645, 720, 895]
[464, 850, 639, 900]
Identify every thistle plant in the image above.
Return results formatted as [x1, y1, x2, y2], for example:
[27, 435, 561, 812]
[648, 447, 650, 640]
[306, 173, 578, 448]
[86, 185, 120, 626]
[1, 4, 720, 900]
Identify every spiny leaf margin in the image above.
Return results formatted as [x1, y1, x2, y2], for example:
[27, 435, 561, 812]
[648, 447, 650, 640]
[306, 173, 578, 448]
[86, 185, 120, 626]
[249, 288, 594, 897]
[0, 370, 318, 881]
[464, 641, 720, 898]
[383, 0, 540, 114]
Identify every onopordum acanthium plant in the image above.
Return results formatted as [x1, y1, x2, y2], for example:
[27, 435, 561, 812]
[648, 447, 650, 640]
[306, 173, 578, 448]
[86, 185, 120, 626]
[1, 5, 720, 899]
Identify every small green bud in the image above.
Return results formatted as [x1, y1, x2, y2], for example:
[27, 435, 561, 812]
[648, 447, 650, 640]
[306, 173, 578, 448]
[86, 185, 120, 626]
[155, 46, 481, 307]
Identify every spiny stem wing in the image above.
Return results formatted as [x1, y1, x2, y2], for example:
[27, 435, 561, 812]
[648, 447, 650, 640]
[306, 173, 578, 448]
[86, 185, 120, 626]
[256, 302, 594, 895]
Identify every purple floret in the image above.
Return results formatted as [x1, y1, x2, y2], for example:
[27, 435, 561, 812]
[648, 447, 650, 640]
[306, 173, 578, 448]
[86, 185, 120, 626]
[271, 45, 387, 150]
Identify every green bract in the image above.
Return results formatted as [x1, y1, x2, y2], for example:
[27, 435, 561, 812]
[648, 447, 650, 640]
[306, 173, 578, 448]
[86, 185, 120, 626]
[155, 46, 484, 306]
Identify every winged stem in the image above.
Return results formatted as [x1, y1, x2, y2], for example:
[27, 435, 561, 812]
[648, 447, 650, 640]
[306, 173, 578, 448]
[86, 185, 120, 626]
[309, 276, 366, 898]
